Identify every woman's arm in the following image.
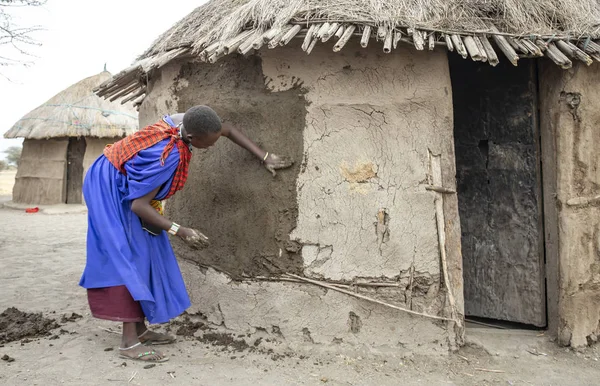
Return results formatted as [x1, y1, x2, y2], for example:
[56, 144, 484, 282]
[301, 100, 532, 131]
[222, 123, 293, 176]
[131, 187, 197, 240]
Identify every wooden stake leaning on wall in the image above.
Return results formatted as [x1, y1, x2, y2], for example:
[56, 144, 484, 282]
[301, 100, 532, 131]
[556, 40, 593, 65]
[302, 24, 318, 51]
[479, 36, 499, 66]
[578, 40, 600, 61]
[360, 25, 371, 48]
[121, 86, 146, 105]
[238, 32, 263, 55]
[280, 25, 302, 46]
[334, 25, 345, 39]
[451, 35, 468, 58]
[546, 42, 573, 69]
[333, 25, 356, 52]
[463, 36, 483, 61]
[492, 34, 519, 66]
[428, 150, 462, 329]
[321, 23, 339, 42]
[383, 29, 393, 53]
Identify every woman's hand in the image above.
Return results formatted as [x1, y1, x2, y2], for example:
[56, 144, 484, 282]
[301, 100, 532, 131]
[264, 153, 294, 177]
[177, 227, 210, 250]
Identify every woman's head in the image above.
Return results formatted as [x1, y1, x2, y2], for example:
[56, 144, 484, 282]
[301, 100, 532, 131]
[182, 105, 222, 149]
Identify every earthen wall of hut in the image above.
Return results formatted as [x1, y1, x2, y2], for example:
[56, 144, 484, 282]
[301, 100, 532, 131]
[540, 62, 600, 348]
[140, 42, 463, 353]
[13, 138, 68, 205]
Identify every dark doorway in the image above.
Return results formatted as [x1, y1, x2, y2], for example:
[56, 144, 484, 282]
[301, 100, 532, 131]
[66, 137, 86, 204]
[449, 55, 546, 327]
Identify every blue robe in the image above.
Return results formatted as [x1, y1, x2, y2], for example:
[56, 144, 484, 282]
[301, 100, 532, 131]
[79, 138, 191, 324]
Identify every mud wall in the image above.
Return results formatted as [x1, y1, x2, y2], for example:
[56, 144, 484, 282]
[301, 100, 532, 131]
[83, 137, 121, 177]
[540, 62, 600, 347]
[140, 41, 462, 352]
[13, 138, 68, 205]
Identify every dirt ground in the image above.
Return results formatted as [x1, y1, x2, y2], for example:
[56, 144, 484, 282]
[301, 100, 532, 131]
[1, 205, 600, 385]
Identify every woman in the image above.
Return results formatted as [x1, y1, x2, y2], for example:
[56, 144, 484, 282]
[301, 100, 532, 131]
[79, 105, 292, 362]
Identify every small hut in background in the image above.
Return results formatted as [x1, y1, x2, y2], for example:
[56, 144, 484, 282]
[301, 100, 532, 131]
[4, 71, 138, 205]
[95, 1, 600, 351]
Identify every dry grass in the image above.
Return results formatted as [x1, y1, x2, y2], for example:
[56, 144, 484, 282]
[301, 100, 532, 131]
[141, 0, 600, 58]
[4, 72, 138, 140]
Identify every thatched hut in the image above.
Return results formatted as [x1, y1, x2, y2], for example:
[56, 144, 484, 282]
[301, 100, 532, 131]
[95, 1, 600, 351]
[5, 71, 138, 205]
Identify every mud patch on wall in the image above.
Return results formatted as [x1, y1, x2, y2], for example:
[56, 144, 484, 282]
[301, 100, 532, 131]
[164, 55, 306, 278]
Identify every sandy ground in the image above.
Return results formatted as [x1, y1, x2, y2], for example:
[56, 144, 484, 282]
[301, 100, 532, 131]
[0, 170, 16, 197]
[1, 206, 600, 385]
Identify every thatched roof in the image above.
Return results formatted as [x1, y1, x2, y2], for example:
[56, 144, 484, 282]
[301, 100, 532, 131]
[95, 0, 600, 105]
[5, 71, 138, 140]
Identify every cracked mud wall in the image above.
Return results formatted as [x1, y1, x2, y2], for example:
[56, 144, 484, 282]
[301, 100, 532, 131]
[261, 42, 462, 310]
[140, 57, 305, 278]
[540, 62, 600, 347]
[140, 42, 463, 351]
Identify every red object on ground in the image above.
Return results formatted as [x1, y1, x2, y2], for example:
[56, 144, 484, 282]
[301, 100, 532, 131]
[25, 207, 39, 213]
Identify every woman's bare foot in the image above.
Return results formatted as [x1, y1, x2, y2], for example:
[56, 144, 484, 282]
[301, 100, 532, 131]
[119, 342, 168, 362]
[138, 329, 176, 345]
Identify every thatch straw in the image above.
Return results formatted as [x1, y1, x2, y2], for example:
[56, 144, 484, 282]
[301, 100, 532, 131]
[141, 0, 600, 58]
[4, 72, 138, 140]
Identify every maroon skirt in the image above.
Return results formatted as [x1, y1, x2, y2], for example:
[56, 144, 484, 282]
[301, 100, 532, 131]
[87, 285, 145, 322]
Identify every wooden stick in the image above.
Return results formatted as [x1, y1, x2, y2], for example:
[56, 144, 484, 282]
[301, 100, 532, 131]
[521, 39, 543, 57]
[383, 30, 393, 53]
[333, 25, 356, 52]
[285, 273, 454, 322]
[566, 194, 600, 207]
[473, 36, 487, 62]
[360, 25, 371, 48]
[556, 40, 593, 66]
[444, 34, 454, 52]
[321, 23, 339, 42]
[492, 34, 519, 66]
[546, 42, 573, 69]
[428, 33, 435, 50]
[121, 87, 146, 104]
[98, 326, 121, 335]
[475, 368, 505, 374]
[377, 26, 386, 41]
[429, 150, 462, 329]
[262, 28, 280, 43]
[393, 30, 402, 49]
[268, 26, 292, 49]
[451, 35, 468, 58]
[306, 36, 318, 55]
[224, 30, 254, 54]
[128, 371, 138, 383]
[108, 82, 139, 102]
[507, 37, 529, 54]
[302, 24, 318, 51]
[411, 29, 425, 50]
[334, 25, 345, 39]
[425, 185, 456, 194]
[463, 36, 483, 61]
[480, 36, 499, 66]
[315, 23, 331, 40]
[280, 25, 302, 46]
